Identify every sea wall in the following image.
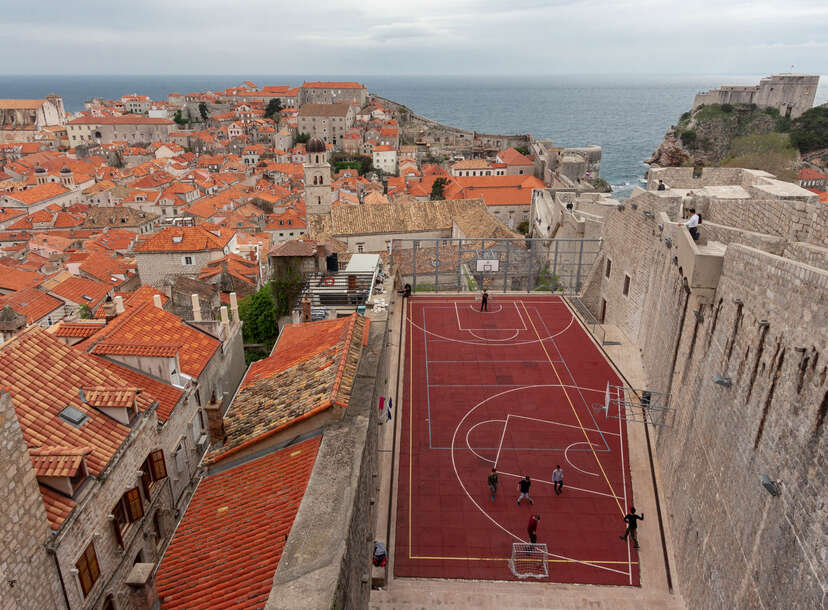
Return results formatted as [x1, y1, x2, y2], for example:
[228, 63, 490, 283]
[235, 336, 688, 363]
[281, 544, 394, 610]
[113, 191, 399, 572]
[584, 206, 827, 609]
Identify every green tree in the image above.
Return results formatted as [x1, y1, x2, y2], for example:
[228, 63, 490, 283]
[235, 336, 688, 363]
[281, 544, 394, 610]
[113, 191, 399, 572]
[514, 146, 530, 156]
[173, 109, 189, 126]
[516, 220, 529, 235]
[78, 304, 92, 319]
[238, 284, 278, 346]
[265, 98, 283, 121]
[359, 155, 374, 175]
[789, 106, 828, 153]
[198, 102, 209, 122]
[430, 177, 448, 200]
[293, 132, 311, 145]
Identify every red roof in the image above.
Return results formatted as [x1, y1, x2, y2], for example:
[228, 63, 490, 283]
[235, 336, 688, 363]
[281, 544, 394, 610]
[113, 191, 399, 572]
[798, 168, 828, 180]
[497, 147, 534, 166]
[0, 287, 63, 323]
[49, 276, 110, 308]
[0, 263, 44, 292]
[156, 436, 321, 609]
[301, 81, 364, 89]
[67, 116, 173, 125]
[134, 226, 234, 253]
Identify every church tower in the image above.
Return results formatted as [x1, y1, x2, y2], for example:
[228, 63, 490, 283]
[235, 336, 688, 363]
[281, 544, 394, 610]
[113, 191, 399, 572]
[304, 138, 332, 215]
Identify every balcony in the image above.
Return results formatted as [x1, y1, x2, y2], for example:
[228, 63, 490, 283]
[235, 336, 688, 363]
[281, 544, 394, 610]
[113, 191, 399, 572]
[675, 226, 725, 304]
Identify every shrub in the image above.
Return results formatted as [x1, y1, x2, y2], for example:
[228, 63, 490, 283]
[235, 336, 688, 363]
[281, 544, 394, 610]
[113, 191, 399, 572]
[789, 106, 828, 153]
[680, 111, 691, 122]
[721, 103, 734, 113]
[516, 220, 529, 235]
[680, 130, 697, 148]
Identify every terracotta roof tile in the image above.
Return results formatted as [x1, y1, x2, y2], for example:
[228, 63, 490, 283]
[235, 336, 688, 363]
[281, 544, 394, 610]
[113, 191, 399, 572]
[206, 315, 364, 465]
[0, 263, 44, 292]
[30, 446, 91, 477]
[0, 287, 63, 323]
[91, 356, 184, 423]
[49, 276, 110, 308]
[133, 226, 234, 253]
[39, 484, 76, 531]
[156, 436, 321, 609]
[53, 320, 107, 338]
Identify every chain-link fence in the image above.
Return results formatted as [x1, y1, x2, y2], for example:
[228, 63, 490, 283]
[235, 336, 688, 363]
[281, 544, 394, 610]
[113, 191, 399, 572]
[389, 237, 601, 294]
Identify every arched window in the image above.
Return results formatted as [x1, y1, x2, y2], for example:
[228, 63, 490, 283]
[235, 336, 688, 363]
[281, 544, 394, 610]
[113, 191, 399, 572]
[316, 154, 319, 163]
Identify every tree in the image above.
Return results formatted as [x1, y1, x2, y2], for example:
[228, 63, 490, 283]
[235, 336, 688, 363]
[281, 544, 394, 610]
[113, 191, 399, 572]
[237, 283, 278, 346]
[293, 132, 311, 145]
[430, 177, 448, 200]
[265, 98, 283, 121]
[516, 220, 529, 235]
[173, 109, 189, 126]
[514, 146, 530, 156]
[198, 102, 208, 122]
[789, 106, 828, 153]
[359, 155, 374, 176]
[78, 304, 92, 319]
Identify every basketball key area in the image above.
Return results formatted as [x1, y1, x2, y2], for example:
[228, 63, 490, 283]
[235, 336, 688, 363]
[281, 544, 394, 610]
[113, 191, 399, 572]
[394, 295, 639, 585]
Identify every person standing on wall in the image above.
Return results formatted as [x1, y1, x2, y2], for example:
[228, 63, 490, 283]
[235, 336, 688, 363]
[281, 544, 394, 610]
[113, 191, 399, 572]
[683, 209, 701, 241]
[480, 289, 489, 312]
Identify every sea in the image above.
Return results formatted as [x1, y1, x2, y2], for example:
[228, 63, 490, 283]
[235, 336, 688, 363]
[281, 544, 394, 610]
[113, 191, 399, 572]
[1, 74, 826, 199]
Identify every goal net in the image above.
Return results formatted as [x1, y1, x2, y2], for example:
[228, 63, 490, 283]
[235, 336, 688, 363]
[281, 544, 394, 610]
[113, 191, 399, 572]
[508, 543, 549, 579]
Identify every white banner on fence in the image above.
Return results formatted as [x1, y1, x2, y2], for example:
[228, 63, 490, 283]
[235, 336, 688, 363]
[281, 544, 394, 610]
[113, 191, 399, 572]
[476, 259, 499, 272]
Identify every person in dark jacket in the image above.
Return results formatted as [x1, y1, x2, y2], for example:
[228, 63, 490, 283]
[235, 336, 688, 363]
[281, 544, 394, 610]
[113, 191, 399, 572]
[620, 507, 644, 549]
[528, 514, 540, 544]
[517, 475, 533, 505]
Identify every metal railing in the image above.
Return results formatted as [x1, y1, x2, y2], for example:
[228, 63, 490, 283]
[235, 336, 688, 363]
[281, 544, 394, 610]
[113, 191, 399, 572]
[389, 237, 601, 295]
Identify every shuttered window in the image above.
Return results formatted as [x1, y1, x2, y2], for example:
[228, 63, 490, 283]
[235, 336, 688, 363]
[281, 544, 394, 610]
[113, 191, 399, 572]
[75, 541, 100, 597]
[111, 487, 144, 547]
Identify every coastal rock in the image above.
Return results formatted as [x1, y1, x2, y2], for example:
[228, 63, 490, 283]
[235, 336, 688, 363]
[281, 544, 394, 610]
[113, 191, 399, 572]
[647, 130, 690, 167]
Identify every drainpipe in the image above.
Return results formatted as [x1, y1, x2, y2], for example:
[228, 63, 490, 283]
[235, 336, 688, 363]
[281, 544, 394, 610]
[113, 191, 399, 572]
[665, 281, 691, 396]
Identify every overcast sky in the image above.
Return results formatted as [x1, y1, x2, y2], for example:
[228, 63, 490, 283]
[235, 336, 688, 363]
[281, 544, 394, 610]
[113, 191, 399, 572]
[2, 0, 827, 75]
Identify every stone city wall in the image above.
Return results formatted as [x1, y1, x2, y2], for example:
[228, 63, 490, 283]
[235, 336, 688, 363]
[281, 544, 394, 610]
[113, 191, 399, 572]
[704, 198, 819, 244]
[583, 203, 826, 609]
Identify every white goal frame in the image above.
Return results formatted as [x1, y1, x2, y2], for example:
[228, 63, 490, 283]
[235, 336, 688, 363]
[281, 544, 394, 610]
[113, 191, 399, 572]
[508, 543, 549, 579]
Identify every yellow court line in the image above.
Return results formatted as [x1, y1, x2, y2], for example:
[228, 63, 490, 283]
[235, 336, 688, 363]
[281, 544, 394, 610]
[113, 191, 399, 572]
[519, 300, 626, 518]
[411, 555, 637, 564]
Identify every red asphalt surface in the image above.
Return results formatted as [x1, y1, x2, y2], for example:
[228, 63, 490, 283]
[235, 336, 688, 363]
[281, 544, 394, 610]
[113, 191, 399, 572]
[395, 295, 640, 585]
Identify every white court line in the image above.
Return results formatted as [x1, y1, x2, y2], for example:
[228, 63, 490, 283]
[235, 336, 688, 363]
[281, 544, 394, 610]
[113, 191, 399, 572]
[413, 305, 575, 346]
[466, 303, 504, 314]
[496, 469, 622, 501]
[619, 385, 633, 583]
[565, 442, 600, 477]
[453, 302, 523, 330]
[506, 413, 620, 438]
[449, 385, 632, 576]
[467, 329, 519, 341]
[428, 360, 556, 363]
[492, 414, 510, 469]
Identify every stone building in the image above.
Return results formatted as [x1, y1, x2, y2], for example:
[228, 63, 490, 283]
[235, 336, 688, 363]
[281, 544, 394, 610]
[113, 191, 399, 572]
[297, 103, 355, 148]
[133, 226, 238, 288]
[299, 81, 367, 107]
[66, 116, 174, 146]
[304, 138, 333, 215]
[578, 166, 825, 608]
[0, 95, 66, 144]
[692, 73, 819, 119]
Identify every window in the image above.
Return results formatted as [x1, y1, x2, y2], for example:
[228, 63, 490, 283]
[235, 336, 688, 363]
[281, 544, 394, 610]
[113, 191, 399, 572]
[152, 511, 164, 545]
[623, 274, 631, 296]
[183, 256, 193, 265]
[75, 541, 101, 597]
[111, 487, 144, 547]
[605, 258, 612, 279]
[139, 449, 168, 499]
[357, 243, 364, 253]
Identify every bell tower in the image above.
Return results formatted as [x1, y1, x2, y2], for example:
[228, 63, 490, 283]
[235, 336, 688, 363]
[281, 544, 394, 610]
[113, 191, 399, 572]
[304, 138, 332, 215]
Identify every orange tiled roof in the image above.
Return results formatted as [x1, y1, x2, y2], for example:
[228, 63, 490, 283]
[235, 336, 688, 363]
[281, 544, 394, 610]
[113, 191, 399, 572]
[53, 320, 107, 337]
[2, 182, 70, 205]
[0, 326, 152, 479]
[91, 355, 184, 423]
[0, 263, 44, 292]
[82, 386, 139, 408]
[206, 315, 365, 465]
[30, 445, 92, 477]
[156, 435, 321, 609]
[39, 484, 76, 531]
[301, 81, 364, 89]
[133, 226, 234, 253]
[0, 287, 62, 323]
[86, 302, 220, 378]
[49, 276, 110, 308]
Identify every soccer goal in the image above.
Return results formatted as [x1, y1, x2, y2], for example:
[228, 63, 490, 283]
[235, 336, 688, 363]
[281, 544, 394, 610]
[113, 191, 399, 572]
[508, 543, 549, 579]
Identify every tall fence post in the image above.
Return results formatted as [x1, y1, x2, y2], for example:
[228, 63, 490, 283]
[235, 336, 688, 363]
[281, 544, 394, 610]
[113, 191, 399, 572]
[575, 239, 584, 293]
[504, 239, 511, 292]
[457, 239, 463, 291]
[413, 241, 418, 293]
[434, 239, 440, 293]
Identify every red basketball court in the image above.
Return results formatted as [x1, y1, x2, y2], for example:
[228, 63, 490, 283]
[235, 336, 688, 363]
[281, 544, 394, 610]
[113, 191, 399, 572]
[394, 295, 639, 585]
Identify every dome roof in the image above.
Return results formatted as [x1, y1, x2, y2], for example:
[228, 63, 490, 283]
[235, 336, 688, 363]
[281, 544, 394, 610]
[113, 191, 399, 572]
[59, 166, 72, 174]
[34, 166, 46, 173]
[306, 138, 326, 153]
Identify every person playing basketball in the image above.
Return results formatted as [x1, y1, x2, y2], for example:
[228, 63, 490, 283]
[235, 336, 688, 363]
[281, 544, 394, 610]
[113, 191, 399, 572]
[480, 289, 489, 312]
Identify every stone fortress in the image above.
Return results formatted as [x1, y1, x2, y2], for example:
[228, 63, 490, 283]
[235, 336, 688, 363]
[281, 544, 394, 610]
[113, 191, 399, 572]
[692, 73, 818, 118]
[558, 166, 824, 609]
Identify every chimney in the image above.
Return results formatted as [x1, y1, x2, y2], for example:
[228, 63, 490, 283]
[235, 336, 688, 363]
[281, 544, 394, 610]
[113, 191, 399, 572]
[102, 297, 116, 320]
[229, 292, 239, 322]
[152, 294, 162, 308]
[191, 293, 202, 322]
[113, 295, 125, 315]
[124, 563, 158, 610]
[220, 305, 229, 330]
[204, 391, 225, 444]
[301, 297, 311, 322]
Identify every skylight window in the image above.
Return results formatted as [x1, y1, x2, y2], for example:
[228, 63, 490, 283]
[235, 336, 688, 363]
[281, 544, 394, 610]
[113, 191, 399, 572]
[83, 295, 93, 301]
[59, 405, 88, 427]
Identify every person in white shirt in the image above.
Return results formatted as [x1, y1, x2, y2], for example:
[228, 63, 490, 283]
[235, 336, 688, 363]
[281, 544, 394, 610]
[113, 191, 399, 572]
[551, 465, 564, 495]
[683, 208, 701, 241]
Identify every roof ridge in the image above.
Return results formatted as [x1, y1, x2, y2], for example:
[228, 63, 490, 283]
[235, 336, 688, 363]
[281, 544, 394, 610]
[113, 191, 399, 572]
[330, 314, 363, 407]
